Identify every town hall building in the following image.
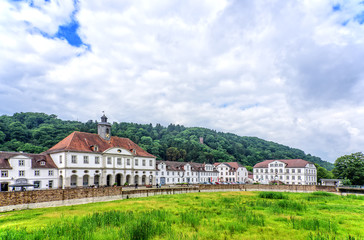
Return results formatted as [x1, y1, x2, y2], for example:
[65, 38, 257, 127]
[46, 114, 157, 188]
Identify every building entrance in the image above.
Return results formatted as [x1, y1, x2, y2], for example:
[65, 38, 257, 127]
[0, 182, 9, 192]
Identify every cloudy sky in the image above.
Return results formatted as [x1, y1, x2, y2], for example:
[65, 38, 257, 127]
[1, 0, 364, 162]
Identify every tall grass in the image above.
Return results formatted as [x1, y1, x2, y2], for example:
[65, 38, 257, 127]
[258, 191, 288, 199]
[0, 191, 363, 240]
[0, 210, 173, 240]
[289, 216, 338, 233]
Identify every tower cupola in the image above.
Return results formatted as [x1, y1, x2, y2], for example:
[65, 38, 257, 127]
[98, 113, 111, 140]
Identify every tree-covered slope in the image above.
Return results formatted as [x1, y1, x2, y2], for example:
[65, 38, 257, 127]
[0, 112, 334, 170]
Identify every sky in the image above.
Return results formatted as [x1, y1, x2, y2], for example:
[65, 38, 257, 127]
[1, 0, 364, 163]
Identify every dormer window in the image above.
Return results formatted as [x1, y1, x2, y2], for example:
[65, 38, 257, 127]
[40, 161, 46, 166]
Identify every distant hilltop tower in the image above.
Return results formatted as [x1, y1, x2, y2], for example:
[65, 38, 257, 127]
[199, 137, 204, 144]
[98, 112, 111, 140]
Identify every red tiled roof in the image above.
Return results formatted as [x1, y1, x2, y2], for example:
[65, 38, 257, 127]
[253, 159, 312, 168]
[156, 160, 185, 171]
[225, 162, 243, 170]
[0, 152, 57, 169]
[46, 131, 155, 158]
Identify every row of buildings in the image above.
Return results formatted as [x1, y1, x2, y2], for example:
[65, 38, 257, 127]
[0, 115, 317, 192]
[0, 115, 249, 191]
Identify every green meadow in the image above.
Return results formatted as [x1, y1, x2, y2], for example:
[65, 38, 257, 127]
[0, 191, 363, 240]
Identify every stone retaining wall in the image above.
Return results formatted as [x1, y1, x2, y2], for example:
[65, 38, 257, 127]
[0, 184, 337, 212]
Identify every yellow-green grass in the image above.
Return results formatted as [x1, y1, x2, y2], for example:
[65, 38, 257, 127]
[0, 191, 363, 240]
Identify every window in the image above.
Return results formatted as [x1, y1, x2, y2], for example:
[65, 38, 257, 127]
[19, 170, 25, 177]
[49, 170, 53, 176]
[292, 176, 295, 180]
[149, 160, 153, 166]
[59, 155, 62, 164]
[292, 169, 295, 173]
[40, 161, 45, 166]
[34, 170, 40, 176]
[135, 159, 139, 166]
[95, 156, 100, 164]
[19, 160, 24, 166]
[286, 176, 289, 180]
[34, 181, 40, 189]
[298, 169, 301, 173]
[117, 158, 122, 165]
[84, 156, 89, 164]
[48, 180, 53, 189]
[71, 155, 77, 164]
[286, 169, 289, 173]
[1, 170, 8, 177]
[142, 159, 146, 166]
[279, 169, 283, 173]
[107, 157, 112, 164]
[127, 159, 130, 165]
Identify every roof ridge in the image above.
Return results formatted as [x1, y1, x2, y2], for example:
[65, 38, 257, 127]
[66, 131, 77, 149]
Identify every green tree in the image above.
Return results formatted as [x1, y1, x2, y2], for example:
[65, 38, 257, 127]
[166, 147, 180, 161]
[333, 152, 364, 185]
[315, 164, 334, 181]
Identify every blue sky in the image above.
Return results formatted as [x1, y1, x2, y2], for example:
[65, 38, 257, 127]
[1, 0, 364, 163]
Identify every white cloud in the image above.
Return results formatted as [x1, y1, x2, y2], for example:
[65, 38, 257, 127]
[1, 0, 364, 163]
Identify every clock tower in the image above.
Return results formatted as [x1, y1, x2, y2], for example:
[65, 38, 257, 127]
[98, 113, 111, 140]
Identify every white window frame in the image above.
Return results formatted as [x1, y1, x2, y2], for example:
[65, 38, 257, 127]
[71, 155, 77, 164]
[1, 170, 8, 177]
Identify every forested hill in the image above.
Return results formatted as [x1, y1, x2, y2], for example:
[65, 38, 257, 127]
[0, 112, 334, 170]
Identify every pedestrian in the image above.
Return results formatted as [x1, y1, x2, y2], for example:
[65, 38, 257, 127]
[156, 183, 159, 188]
[135, 183, 138, 189]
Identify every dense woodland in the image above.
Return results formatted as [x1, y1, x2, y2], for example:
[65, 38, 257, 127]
[0, 112, 333, 171]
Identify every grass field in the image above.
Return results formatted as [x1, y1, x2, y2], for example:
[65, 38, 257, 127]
[0, 191, 363, 240]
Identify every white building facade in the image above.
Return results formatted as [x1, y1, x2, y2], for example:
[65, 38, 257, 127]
[46, 115, 156, 188]
[214, 162, 248, 183]
[253, 159, 317, 185]
[156, 161, 219, 185]
[0, 152, 58, 191]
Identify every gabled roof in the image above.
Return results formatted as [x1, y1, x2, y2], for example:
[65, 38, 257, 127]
[156, 161, 218, 172]
[224, 162, 243, 170]
[46, 131, 155, 158]
[156, 160, 185, 171]
[0, 152, 57, 169]
[214, 162, 245, 172]
[253, 159, 313, 168]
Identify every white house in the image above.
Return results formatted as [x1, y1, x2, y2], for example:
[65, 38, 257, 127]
[156, 161, 219, 185]
[214, 162, 248, 183]
[253, 159, 317, 185]
[0, 152, 58, 191]
[45, 114, 156, 188]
